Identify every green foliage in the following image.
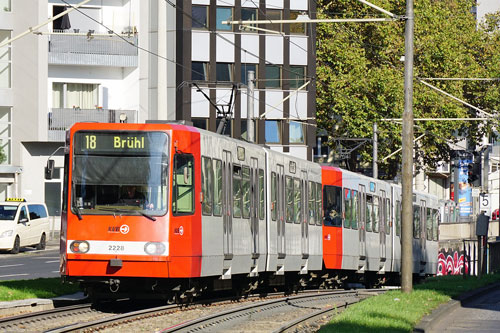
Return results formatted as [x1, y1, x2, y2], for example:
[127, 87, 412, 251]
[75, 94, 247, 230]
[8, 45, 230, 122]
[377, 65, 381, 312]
[319, 273, 500, 332]
[316, 0, 500, 178]
[0, 278, 80, 301]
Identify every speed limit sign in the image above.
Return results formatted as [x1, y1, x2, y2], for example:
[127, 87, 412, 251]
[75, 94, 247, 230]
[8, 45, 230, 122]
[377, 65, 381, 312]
[480, 193, 490, 214]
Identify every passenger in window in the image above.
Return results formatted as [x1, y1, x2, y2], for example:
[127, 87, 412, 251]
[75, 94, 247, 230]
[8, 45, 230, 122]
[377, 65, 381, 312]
[324, 209, 342, 227]
[120, 186, 146, 207]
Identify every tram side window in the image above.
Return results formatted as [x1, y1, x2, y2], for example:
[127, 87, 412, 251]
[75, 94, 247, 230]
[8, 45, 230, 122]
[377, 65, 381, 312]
[366, 195, 373, 232]
[386, 198, 391, 234]
[426, 207, 432, 240]
[316, 182, 322, 226]
[242, 166, 251, 219]
[372, 196, 379, 233]
[286, 176, 293, 223]
[293, 178, 301, 224]
[233, 165, 242, 218]
[396, 200, 401, 236]
[308, 181, 315, 225]
[351, 190, 359, 229]
[432, 209, 439, 241]
[259, 169, 265, 220]
[413, 205, 420, 238]
[271, 172, 277, 221]
[344, 188, 351, 229]
[201, 156, 213, 215]
[172, 154, 194, 215]
[213, 159, 222, 216]
[323, 185, 342, 227]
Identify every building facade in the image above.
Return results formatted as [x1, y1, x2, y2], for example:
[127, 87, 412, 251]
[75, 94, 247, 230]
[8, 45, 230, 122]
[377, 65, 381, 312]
[0, 0, 317, 232]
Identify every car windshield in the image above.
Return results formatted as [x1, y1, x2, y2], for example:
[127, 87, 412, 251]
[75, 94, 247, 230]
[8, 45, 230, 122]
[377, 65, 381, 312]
[0, 205, 19, 220]
[71, 131, 169, 217]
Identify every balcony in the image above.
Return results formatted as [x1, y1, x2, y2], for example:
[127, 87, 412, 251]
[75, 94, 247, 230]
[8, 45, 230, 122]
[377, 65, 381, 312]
[48, 32, 138, 67]
[48, 108, 138, 141]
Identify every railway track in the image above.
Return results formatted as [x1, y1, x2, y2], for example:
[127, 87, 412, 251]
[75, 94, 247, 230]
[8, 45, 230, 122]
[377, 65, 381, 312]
[0, 289, 385, 332]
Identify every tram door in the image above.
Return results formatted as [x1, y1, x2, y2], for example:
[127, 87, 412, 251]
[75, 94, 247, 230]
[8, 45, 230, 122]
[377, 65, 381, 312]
[380, 191, 387, 260]
[250, 158, 259, 259]
[277, 164, 285, 258]
[222, 150, 233, 259]
[359, 184, 366, 258]
[301, 170, 309, 258]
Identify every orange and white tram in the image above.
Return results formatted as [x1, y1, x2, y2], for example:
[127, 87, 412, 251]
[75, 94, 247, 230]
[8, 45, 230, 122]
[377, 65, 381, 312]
[59, 122, 445, 300]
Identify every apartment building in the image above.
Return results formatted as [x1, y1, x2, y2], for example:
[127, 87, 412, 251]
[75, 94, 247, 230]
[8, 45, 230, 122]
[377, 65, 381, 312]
[0, 0, 316, 229]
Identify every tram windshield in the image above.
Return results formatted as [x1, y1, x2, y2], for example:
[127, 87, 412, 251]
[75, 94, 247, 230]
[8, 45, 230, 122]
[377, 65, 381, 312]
[71, 131, 169, 217]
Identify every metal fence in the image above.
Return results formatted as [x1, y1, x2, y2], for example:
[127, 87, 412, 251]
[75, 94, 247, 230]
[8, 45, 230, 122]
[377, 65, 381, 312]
[48, 108, 138, 141]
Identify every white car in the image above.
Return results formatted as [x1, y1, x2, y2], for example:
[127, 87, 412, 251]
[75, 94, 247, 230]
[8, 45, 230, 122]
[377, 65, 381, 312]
[0, 199, 50, 254]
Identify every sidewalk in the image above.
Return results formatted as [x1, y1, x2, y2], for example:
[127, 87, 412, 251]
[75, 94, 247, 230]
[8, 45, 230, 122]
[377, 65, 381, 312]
[414, 281, 500, 332]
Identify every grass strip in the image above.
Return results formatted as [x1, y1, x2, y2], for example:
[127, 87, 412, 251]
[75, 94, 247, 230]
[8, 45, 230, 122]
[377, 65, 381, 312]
[319, 273, 500, 333]
[0, 278, 80, 302]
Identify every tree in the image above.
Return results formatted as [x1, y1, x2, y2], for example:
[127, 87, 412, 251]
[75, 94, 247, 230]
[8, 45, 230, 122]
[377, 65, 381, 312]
[316, 0, 500, 178]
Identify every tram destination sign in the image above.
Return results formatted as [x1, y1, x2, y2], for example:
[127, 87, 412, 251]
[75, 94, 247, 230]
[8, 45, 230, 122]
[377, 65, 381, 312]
[73, 131, 167, 155]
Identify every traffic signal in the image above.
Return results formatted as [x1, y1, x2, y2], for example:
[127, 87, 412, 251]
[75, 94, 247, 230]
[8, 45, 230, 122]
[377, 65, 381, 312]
[467, 161, 481, 185]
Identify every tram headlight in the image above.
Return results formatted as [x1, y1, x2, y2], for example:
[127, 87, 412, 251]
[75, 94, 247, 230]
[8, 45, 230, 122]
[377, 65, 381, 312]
[144, 242, 166, 255]
[70, 240, 90, 253]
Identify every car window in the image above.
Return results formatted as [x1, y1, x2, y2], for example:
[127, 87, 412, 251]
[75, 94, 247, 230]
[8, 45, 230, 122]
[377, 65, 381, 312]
[0, 205, 19, 220]
[19, 206, 28, 222]
[28, 204, 48, 220]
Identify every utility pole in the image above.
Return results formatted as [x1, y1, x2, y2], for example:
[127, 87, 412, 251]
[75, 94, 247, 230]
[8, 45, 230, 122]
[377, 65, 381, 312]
[247, 71, 255, 143]
[373, 122, 378, 179]
[401, 0, 415, 293]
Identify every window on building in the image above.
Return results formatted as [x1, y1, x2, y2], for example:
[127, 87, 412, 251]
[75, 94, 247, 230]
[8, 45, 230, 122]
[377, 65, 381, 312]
[1, 0, 11, 12]
[240, 119, 256, 141]
[192, 5, 208, 29]
[52, 83, 99, 109]
[289, 121, 305, 144]
[290, 11, 306, 34]
[240, 8, 258, 32]
[216, 7, 233, 31]
[265, 9, 282, 33]
[265, 120, 281, 144]
[192, 62, 209, 81]
[241, 63, 257, 85]
[45, 182, 61, 216]
[216, 63, 233, 81]
[289, 66, 306, 90]
[0, 107, 11, 165]
[0, 30, 11, 89]
[265, 65, 281, 88]
[192, 118, 208, 130]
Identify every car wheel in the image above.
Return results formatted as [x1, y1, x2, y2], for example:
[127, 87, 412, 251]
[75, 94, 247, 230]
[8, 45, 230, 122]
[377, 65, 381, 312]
[10, 236, 20, 254]
[36, 233, 46, 250]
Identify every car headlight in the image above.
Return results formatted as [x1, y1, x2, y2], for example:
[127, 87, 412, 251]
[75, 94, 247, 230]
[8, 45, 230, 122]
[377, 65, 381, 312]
[0, 230, 13, 238]
[144, 242, 166, 255]
[70, 240, 90, 253]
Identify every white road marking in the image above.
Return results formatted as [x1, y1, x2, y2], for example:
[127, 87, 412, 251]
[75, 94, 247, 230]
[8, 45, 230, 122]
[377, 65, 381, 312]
[45, 260, 59, 263]
[35, 257, 59, 259]
[0, 274, 29, 278]
[0, 264, 24, 268]
[51, 271, 60, 273]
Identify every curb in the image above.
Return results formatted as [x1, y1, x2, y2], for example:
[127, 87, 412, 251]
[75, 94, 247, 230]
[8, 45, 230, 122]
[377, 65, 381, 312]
[0, 292, 87, 317]
[413, 281, 500, 332]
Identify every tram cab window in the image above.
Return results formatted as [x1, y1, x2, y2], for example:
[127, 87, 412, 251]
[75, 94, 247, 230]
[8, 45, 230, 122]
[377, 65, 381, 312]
[323, 185, 342, 227]
[172, 154, 194, 215]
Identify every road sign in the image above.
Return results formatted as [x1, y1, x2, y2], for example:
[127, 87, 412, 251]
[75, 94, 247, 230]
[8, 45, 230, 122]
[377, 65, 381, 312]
[480, 193, 490, 214]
